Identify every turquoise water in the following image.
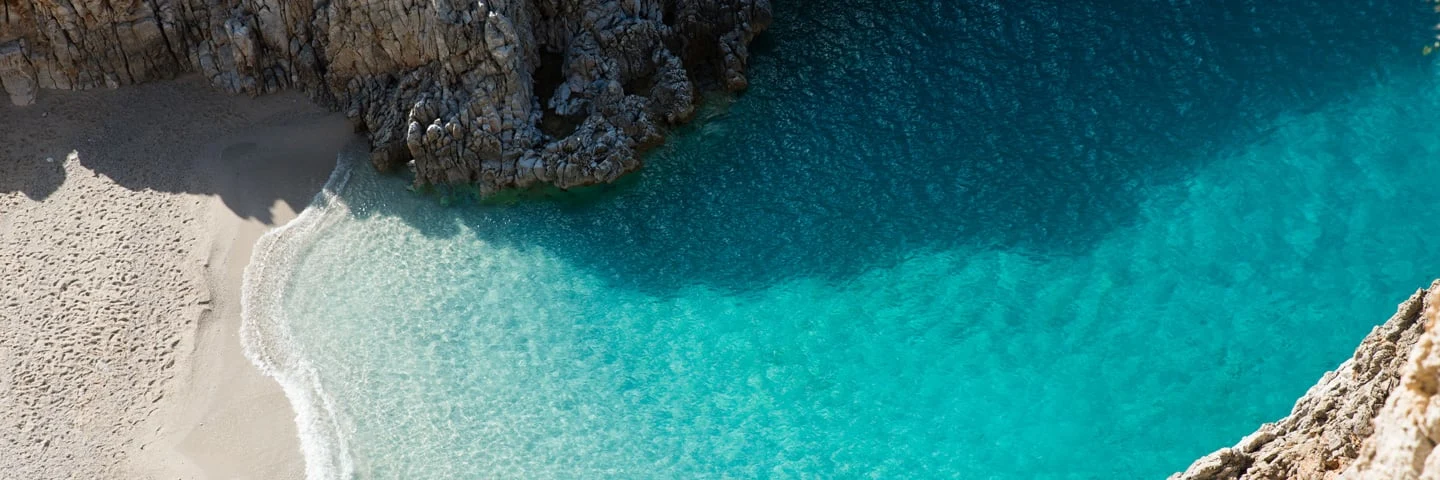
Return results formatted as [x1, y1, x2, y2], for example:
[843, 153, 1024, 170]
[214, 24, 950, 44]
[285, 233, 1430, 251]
[254, 1, 1440, 478]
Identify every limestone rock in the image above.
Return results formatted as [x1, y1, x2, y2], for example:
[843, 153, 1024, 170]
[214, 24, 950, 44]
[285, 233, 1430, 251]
[1173, 282, 1437, 480]
[1341, 285, 1440, 480]
[1, 0, 771, 194]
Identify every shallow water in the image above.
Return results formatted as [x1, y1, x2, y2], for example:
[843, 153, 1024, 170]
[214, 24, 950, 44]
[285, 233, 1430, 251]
[265, 0, 1440, 477]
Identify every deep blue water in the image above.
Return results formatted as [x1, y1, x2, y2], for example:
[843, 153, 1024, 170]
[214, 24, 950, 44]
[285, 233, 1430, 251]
[254, 0, 1440, 477]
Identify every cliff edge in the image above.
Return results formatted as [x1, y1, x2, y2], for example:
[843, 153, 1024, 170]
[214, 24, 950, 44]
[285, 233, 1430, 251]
[0, 0, 770, 193]
[1174, 281, 1440, 479]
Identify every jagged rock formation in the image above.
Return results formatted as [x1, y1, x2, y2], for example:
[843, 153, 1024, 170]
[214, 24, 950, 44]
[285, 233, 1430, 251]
[0, 0, 770, 193]
[1341, 284, 1440, 480]
[1173, 281, 1440, 480]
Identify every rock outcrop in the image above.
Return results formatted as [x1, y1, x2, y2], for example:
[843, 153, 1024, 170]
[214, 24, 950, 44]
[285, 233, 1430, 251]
[0, 0, 770, 193]
[1173, 281, 1440, 480]
[1339, 283, 1440, 480]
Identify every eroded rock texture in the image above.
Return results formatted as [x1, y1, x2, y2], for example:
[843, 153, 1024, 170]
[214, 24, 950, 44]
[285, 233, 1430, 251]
[1173, 281, 1439, 480]
[1341, 285, 1440, 480]
[1, 0, 771, 192]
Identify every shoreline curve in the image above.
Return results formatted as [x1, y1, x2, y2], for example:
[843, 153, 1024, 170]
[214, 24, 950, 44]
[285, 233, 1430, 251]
[239, 143, 363, 480]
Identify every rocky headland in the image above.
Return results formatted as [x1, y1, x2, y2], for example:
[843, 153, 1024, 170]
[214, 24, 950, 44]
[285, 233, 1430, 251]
[1, 0, 771, 194]
[1174, 281, 1440, 479]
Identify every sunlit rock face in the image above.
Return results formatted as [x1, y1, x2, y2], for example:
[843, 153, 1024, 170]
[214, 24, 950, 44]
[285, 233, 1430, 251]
[1173, 284, 1433, 480]
[0, 0, 771, 193]
[1173, 282, 1440, 480]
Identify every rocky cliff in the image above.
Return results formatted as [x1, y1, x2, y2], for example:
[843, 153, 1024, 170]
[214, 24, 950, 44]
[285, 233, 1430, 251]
[1174, 281, 1440, 480]
[0, 0, 770, 193]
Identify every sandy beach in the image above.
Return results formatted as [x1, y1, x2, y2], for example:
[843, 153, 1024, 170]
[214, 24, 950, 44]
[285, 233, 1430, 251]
[0, 77, 354, 478]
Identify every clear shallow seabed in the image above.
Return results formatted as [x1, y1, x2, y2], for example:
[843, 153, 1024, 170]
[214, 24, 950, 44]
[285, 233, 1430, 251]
[251, 0, 1440, 478]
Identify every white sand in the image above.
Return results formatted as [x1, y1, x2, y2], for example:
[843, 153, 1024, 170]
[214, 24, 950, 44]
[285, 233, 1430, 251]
[0, 77, 355, 478]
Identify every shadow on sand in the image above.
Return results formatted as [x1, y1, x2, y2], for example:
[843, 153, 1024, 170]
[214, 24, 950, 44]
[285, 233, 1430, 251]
[0, 76, 355, 224]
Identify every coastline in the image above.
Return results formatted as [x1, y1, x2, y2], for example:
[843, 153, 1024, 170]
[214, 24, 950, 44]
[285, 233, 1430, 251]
[239, 143, 361, 480]
[0, 77, 353, 478]
[163, 112, 356, 478]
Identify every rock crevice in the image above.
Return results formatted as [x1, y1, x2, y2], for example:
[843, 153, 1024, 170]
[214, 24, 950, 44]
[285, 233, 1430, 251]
[1, 0, 771, 193]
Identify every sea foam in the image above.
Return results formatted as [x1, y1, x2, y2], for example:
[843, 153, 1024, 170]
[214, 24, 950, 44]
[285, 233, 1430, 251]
[240, 143, 362, 480]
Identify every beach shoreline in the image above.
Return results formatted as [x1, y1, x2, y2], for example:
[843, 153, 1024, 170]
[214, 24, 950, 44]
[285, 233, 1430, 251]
[239, 142, 363, 480]
[0, 77, 353, 478]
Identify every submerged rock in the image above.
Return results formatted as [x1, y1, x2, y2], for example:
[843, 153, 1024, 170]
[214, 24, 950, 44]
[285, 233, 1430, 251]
[1174, 281, 1440, 480]
[0, 0, 771, 193]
